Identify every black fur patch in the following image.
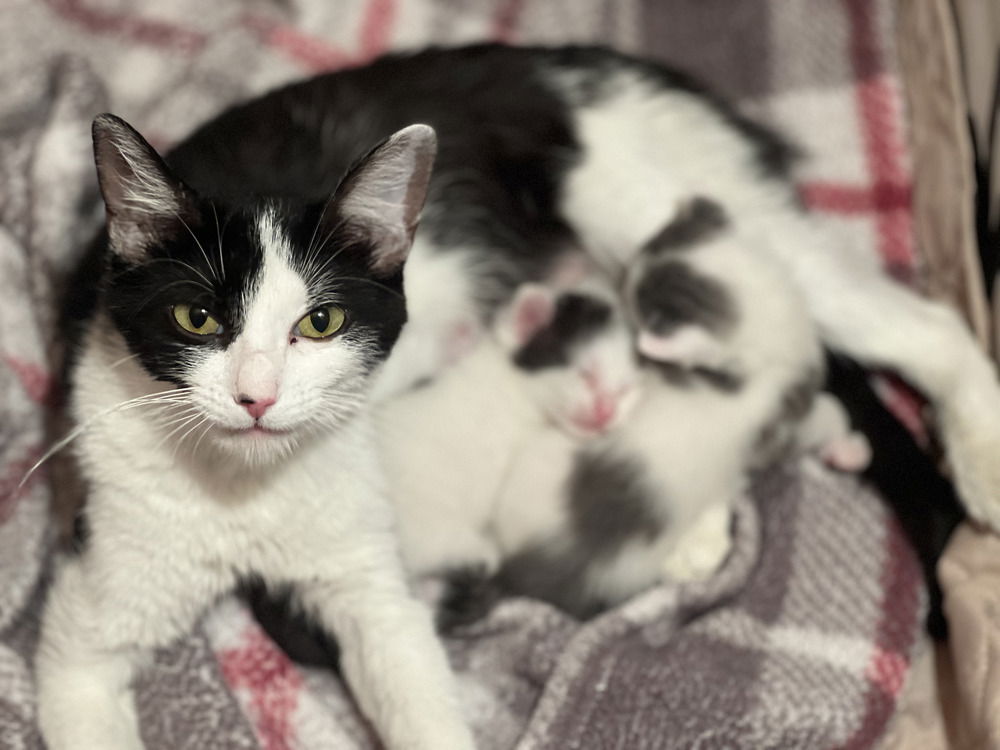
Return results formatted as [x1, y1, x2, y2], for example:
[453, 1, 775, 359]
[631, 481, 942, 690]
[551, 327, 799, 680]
[239, 578, 342, 670]
[495, 448, 664, 620]
[436, 564, 504, 632]
[567, 449, 664, 552]
[634, 260, 736, 338]
[513, 292, 612, 371]
[102, 201, 263, 386]
[643, 197, 729, 256]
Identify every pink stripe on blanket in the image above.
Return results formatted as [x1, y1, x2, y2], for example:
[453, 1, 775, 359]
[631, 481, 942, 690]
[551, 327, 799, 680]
[799, 181, 911, 215]
[492, 0, 526, 41]
[4, 356, 53, 405]
[359, 0, 397, 57]
[0, 445, 44, 525]
[836, 517, 922, 750]
[844, 0, 915, 275]
[217, 625, 304, 750]
[42, 0, 206, 53]
[242, 0, 396, 74]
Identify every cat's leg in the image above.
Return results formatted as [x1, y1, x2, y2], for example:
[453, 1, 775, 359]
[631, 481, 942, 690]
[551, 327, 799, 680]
[796, 392, 872, 472]
[295, 545, 475, 750]
[762, 214, 1000, 523]
[36, 550, 227, 750]
[661, 502, 734, 582]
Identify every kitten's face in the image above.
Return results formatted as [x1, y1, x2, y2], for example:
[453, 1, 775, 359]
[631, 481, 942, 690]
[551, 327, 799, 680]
[92, 115, 436, 465]
[499, 284, 641, 437]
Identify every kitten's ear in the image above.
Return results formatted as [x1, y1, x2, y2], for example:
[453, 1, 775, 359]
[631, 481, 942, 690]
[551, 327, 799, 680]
[335, 124, 437, 275]
[495, 283, 557, 350]
[92, 114, 194, 263]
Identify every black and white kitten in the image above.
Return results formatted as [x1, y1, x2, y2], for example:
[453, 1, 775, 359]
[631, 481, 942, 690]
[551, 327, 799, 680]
[487, 198, 835, 617]
[35, 117, 475, 750]
[164, 44, 1000, 529]
[378, 272, 639, 579]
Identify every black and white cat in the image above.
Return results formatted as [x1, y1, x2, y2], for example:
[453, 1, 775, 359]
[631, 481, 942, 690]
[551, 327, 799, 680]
[36, 118, 475, 750]
[164, 44, 1000, 527]
[378, 271, 639, 578]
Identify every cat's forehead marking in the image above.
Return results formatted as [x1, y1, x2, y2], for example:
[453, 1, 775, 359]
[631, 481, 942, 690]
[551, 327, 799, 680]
[235, 207, 310, 350]
[513, 293, 614, 372]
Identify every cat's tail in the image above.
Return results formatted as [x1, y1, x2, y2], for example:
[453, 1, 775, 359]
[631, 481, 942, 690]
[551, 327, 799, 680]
[824, 352, 965, 640]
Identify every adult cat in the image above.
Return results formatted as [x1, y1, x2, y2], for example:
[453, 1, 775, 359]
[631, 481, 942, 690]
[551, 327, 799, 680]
[35, 117, 475, 750]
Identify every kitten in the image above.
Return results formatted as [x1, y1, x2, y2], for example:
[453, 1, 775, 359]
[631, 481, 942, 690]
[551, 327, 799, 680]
[35, 116, 475, 750]
[626, 197, 871, 472]
[488, 199, 831, 617]
[378, 273, 639, 579]
[164, 44, 1000, 528]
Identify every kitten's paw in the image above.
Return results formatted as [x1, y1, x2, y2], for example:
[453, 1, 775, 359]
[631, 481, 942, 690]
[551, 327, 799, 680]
[820, 433, 872, 473]
[661, 505, 733, 582]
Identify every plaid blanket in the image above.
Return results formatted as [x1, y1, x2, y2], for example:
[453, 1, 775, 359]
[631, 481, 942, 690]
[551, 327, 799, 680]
[0, 1, 929, 748]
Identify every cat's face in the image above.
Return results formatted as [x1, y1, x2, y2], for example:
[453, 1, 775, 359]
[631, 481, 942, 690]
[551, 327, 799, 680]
[497, 282, 641, 437]
[91, 115, 436, 465]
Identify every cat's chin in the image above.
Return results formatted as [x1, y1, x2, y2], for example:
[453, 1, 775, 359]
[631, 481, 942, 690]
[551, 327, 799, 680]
[208, 424, 303, 466]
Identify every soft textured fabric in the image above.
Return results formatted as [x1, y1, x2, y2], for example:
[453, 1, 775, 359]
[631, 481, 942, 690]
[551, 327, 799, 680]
[0, 1, 936, 748]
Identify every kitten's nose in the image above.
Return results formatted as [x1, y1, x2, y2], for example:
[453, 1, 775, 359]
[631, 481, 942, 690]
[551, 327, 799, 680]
[237, 395, 276, 420]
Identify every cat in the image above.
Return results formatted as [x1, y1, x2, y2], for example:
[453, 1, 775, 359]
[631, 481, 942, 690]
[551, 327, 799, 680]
[378, 271, 639, 579]
[35, 117, 475, 750]
[164, 43, 1000, 529]
[486, 197, 843, 618]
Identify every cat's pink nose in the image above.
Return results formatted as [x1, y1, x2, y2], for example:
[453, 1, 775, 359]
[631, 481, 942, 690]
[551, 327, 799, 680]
[237, 395, 276, 420]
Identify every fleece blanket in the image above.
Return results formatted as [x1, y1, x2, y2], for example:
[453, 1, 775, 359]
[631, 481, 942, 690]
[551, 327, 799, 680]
[0, 1, 931, 748]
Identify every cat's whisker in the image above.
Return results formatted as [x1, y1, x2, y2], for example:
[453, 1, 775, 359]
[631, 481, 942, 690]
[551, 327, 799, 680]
[211, 203, 227, 282]
[174, 210, 221, 283]
[304, 195, 335, 272]
[107, 352, 142, 370]
[157, 412, 205, 455]
[19, 389, 196, 487]
[188, 419, 215, 457]
[169, 415, 212, 461]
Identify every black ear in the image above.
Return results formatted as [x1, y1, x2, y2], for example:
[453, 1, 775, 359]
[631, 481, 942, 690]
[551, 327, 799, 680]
[334, 124, 437, 275]
[92, 114, 194, 263]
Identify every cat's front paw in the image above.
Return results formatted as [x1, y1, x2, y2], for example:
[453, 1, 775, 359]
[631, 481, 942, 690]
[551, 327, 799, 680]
[661, 505, 733, 582]
[940, 383, 1000, 529]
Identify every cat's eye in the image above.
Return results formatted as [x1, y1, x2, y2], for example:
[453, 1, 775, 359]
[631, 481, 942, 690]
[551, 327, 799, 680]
[294, 305, 346, 339]
[172, 304, 223, 336]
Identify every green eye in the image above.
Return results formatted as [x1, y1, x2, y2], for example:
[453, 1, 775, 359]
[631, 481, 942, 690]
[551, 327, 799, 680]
[172, 304, 222, 336]
[295, 305, 346, 339]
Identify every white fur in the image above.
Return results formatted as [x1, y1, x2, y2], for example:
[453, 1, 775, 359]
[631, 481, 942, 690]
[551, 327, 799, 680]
[556, 68, 1000, 527]
[35, 212, 474, 750]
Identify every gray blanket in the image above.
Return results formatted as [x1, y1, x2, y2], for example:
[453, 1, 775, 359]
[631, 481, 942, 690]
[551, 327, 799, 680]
[0, 1, 927, 747]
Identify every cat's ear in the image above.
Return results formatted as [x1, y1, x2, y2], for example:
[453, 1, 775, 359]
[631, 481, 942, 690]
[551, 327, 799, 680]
[92, 114, 194, 263]
[494, 283, 557, 350]
[334, 124, 437, 275]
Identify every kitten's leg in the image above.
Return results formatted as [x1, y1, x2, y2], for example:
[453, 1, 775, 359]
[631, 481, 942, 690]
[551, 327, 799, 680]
[797, 392, 872, 472]
[296, 547, 474, 750]
[661, 503, 734, 582]
[36, 552, 225, 750]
